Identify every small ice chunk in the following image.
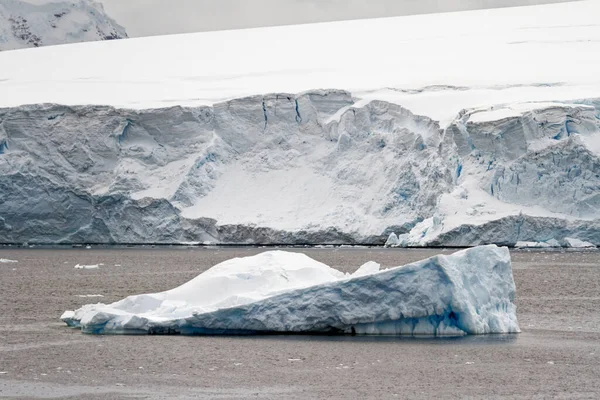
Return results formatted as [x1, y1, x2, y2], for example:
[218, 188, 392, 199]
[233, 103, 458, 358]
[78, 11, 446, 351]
[545, 239, 562, 247]
[60, 310, 75, 320]
[564, 238, 595, 248]
[74, 264, 100, 270]
[0, 259, 18, 263]
[515, 241, 551, 248]
[384, 233, 400, 248]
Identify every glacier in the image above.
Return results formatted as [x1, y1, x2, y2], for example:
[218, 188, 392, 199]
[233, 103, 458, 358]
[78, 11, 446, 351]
[0, 0, 127, 51]
[0, 1, 600, 246]
[61, 245, 520, 336]
[1, 94, 599, 246]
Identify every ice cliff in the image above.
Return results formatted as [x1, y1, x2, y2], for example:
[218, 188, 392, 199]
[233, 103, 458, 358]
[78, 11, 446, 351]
[1, 92, 599, 246]
[0, 0, 127, 51]
[61, 245, 520, 335]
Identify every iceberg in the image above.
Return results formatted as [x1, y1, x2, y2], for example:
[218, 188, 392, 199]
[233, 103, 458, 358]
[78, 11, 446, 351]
[74, 264, 100, 270]
[564, 237, 596, 249]
[384, 233, 400, 247]
[515, 241, 552, 249]
[61, 245, 520, 336]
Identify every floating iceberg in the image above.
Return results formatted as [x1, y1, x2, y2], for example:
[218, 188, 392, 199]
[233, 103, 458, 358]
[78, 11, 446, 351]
[564, 238, 596, 249]
[74, 264, 100, 270]
[384, 233, 401, 248]
[515, 241, 553, 249]
[61, 245, 520, 336]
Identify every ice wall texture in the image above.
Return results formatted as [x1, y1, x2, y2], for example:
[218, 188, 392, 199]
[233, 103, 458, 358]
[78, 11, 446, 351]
[61, 246, 520, 336]
[0, 0, 127, 51]
[1, 92, 600, 246]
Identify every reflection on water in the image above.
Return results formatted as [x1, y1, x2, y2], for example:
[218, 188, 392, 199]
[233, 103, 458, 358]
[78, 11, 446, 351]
[213, 332, 520, 346]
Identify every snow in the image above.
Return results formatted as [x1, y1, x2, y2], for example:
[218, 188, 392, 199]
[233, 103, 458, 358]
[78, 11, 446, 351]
[74, 264, 99, 270]
[351, 261, 381, 278]
[0, 1, 599, 115]
[0, 259, 18, 263]
[0, 0, 127, 51]
[467, 103, 596, 124]
[61, 245, 520, 336]
[0, 1, 599, 246]
[181, 166, 344, 232]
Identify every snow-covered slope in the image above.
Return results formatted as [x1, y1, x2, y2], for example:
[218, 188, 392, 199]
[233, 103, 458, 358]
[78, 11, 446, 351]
[0, 0, 126, 51]
[1, 1, 599, 111]
[0, 1, 599, 246]
[62, 246, 520, 335]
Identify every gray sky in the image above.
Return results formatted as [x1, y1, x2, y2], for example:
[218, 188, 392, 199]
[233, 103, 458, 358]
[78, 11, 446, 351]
[32, 0, 578, 37]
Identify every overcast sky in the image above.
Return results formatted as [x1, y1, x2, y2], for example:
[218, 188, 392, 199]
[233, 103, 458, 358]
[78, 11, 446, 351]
[32, 0, 577, 37]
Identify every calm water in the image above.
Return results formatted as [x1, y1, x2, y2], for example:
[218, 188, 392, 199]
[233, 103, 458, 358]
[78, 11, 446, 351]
[1, 247, 599, 399]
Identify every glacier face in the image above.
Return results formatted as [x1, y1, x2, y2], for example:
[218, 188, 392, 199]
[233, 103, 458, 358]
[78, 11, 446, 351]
[61, 245, 520, 336]
[0, 0, 127, 51]
[1, 91, 600, 246]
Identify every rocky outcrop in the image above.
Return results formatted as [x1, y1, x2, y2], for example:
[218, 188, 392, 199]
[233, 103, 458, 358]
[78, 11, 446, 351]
[0, 0, 127, 51]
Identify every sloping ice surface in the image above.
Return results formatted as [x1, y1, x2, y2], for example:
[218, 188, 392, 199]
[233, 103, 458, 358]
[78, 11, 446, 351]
[61, 245, 520, 336]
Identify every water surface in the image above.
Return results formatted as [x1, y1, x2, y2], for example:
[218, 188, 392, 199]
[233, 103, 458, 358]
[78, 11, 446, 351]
[1, 247, 599, 399]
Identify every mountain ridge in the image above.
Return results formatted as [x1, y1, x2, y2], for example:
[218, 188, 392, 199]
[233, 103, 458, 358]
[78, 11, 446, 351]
[0, 0, 127, 51]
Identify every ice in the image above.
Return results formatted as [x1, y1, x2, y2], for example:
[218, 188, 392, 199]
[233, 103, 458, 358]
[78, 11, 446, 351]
[61, 245, 520, 336]
[515, 239, 565, 248]
[2, 95, 597, 247]
[384, 233, 400, 248]
[515, 242, 551, 249]
[74, 264, 100, 270]
[385, 233, 411, 248]
[564, 238, 596, 249]
[0, 259, 18, 263]
[545, 239, 562, 248]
